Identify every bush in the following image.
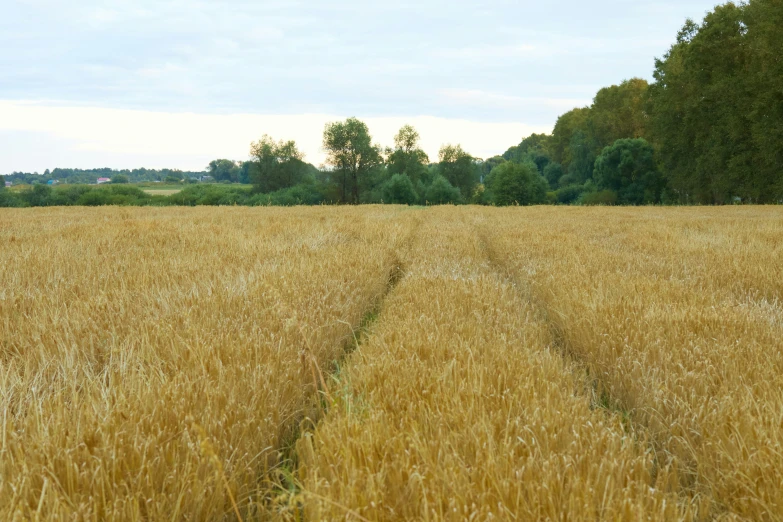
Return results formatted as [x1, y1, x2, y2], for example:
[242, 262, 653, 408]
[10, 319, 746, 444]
[19, 184, 54, 206]
[593, 138, 665, 204]
[77, 186, 152, 206]
[167, 185, 251, 206]
[381, 174, 418, 205]
[0, 190, 24, 207]
[249, 183, 326, 206]
[425, 175, 462, 205]
[490, 162, 548, 206]
[49, 185, 94, 205]
[554, 184, 586, 204]
[579, 190, 618, 206]
[111, 174, 129, 184]
[543, 163, 563, 189]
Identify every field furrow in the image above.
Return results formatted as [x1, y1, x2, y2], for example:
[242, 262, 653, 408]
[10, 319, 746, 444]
[0, 206, 416, 521]
[478, 206, 783, 521]
[297, 207, 689, 521]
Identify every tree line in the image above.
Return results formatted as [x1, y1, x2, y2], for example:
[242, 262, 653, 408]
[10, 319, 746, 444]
[237, 0, 783, 206]
[2, 0, 780, 207]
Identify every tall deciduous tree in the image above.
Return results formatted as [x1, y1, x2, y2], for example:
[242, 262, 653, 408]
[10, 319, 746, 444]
[438, 144, 478, 199]
[249, 136, 307, 193]
[648, 1, 781, 203]
[490, 162, 548, 206]
[207, 159, 240, 183]
[593, 138, 665, 205]
[323, 118, 383, 204]
[387, 125, 429, 184]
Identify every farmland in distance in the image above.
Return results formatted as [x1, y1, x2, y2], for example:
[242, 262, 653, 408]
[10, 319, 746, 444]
[0, 206, 781, 521]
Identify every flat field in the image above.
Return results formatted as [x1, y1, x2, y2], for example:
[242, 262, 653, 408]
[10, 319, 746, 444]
[0, 206, 781, 521]
[142, 188, 182, 196]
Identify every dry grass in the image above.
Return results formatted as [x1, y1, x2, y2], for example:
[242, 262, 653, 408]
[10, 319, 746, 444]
[297, 207, 690, 521]
[1, 205, 781, 521]
[0, 206, 412, 520]
[478, 206, 783, 521]
[142, 189, 182, 196]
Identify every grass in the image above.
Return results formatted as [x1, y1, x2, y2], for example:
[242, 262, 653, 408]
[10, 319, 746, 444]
[143, 188, 182, 196]
[0, 205, 781, 521]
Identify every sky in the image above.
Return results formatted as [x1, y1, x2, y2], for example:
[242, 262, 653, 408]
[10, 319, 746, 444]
[0, 0, 719, 173]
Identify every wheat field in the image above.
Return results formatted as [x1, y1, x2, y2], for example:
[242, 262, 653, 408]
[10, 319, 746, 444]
[0, 206, 781, 521]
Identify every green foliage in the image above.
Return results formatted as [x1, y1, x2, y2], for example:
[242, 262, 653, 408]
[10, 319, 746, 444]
[425, 175, 462, 205]
[554, 184, 586, 204]
[543, 163, 563, 189]
[77, 186, 153, 206]
[164, 175, 182, 184]
[167, 184, 252, 206]
[20, 184, 54, 206]
[490, 162, 548, 206]
[386, 125, 429, 185]
[594, 138, 665, 205]
[0, 190, 23, 207]
[579, 190, 618, 206]
[111, 174, 129, 184]
[323, 118, 383, 204]
[248, 137, 307, 193]
[649, 0, 782, 203]
[589, 79, 650, 147]
[249, 182, 326, 206]
[0, 174, 5, 189]
[438, 144, 479, 200]
[566, 130, 596, 184]
[381, 174, 418, 205]
[550, 108, 590, 167]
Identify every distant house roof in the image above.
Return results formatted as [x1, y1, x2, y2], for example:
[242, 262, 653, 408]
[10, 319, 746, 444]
[96, 177, 111, 183]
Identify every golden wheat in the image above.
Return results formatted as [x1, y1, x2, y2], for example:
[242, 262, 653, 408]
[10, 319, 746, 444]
[478, 206, 783, 521]
[2, 205, 781, 521]
[0, 206, 412, 520]
[297, 207, 690, 521]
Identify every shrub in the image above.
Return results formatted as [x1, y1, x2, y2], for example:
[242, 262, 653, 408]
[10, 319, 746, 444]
[425, 175, 462, 205]
[593, 138, 665, 204]
[555, 184, 586, 204]
[381, 174, 418, 205]
[490, 162, 548, 206]
[579, 190, 618, 206]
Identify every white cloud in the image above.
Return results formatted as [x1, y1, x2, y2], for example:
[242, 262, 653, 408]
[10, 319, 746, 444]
[0, 100, 550, 172]
[439, 89, 591, 111]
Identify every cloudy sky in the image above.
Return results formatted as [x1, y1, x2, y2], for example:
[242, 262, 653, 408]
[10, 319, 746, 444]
[1, 0, 717, 173]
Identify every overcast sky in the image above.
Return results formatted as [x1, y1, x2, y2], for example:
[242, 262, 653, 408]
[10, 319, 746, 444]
[1, 0, 718, 173]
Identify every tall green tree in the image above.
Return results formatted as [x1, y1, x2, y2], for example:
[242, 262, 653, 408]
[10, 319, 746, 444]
[438, 144, 478, 200]
[589, 78, 650, 149]
[425, 175, 462, 205]
[323, 118, 383, 204]
[207, 159, 240, 183]
[594, 138, 665, 205]
[745, 0, 783, 201]
[249, 136, 307, 193]
[490, 162, 548, 206]
[387, 125, 429, 185]
[550, 108, 590, 168]
[381, 174, 418, 205]
[648, 2, 780, 203]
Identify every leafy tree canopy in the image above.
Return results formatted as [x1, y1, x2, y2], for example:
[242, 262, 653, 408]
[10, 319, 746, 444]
[490, 161, 548, 206]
